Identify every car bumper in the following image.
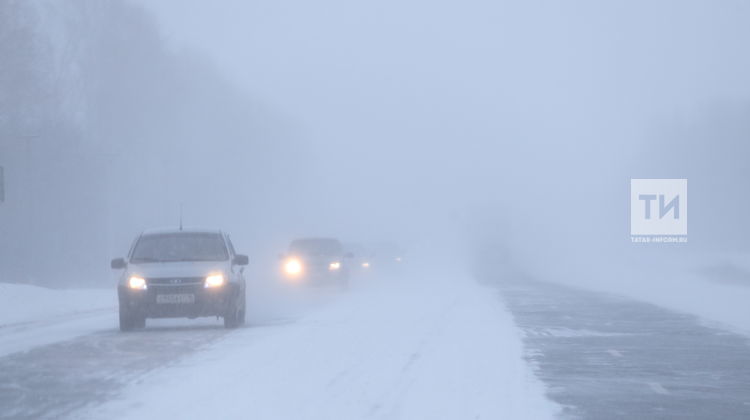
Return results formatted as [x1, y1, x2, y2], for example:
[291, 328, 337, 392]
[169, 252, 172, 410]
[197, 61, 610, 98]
[118, 284, 236, 319]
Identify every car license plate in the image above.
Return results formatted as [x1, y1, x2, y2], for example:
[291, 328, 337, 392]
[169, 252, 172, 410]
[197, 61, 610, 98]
[156, 294, 195, 304]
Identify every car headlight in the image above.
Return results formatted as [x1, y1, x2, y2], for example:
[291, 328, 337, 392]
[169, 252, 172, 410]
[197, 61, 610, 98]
[128, 276, 147, 290]
[205, 274, 225, 288]
[361, 262, 370, 269]
[329, 261, 341, 271]
[284, 258, 303, 276]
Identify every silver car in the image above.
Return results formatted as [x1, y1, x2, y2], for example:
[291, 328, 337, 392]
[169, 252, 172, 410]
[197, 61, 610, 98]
[111, 228, 248, 331]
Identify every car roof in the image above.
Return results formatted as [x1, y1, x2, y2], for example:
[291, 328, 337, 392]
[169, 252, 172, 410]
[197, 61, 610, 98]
[140, 227, 224, 235]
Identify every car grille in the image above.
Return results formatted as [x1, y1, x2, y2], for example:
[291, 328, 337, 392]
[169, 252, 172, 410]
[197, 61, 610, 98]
[147, 277, 204, 286]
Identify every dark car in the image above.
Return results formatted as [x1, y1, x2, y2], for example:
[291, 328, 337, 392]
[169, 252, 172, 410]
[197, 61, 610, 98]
[280, 237, 350, 288]
[111, 228, 248, 331]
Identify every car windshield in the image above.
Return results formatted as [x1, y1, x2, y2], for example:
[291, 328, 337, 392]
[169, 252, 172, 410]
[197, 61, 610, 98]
[130, 233, 228, 263]
[289, 239, 342, 256]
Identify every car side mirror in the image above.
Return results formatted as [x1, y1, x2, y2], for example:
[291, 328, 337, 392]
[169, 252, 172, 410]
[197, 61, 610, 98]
[233, 254, 249, 266]
[111, 258, 127, 269]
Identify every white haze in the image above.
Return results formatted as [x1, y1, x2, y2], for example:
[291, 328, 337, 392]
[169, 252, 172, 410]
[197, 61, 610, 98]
[1, 0, 750, 294]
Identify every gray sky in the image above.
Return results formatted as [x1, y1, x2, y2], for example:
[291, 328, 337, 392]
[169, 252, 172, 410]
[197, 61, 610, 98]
[134, 0, 750, 262]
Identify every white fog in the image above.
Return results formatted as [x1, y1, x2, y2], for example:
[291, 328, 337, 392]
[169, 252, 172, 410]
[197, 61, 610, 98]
[1, 1, 750, 419]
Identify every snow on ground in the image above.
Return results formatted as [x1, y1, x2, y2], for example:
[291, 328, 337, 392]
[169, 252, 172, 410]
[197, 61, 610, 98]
[0, 283, 117, 357]
[0, 283, 115, 326]
[80, 270, 559, 420]
[616, 252, 750, 335]
[522, 250, 750, 336]
[620, 253, 750, 335]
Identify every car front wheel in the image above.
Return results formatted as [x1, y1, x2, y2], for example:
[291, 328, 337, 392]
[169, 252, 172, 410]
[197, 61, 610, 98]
[223, 310, 238, 328]
[238, 295, 246, 326]
[224, 292, 246, 329]
[119, 304, 146, 331]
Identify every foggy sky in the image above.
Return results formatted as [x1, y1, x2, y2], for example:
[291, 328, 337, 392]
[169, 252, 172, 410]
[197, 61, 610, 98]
[2, 0, 749, 286]
[137, 0, 750, 259]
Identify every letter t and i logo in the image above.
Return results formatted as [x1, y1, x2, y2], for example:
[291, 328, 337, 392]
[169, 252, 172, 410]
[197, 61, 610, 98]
[630, 179, 687, 236]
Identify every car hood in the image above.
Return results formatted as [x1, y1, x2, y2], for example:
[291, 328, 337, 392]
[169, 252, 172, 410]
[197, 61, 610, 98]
[127, 261, 230, 279]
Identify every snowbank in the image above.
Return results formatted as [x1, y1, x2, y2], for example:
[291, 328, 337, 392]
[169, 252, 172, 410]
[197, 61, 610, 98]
[0, 282, 115, 326]
[611, 252, 750, 335]
[526, 250, 750, 336]
[0, 282, 117, 357]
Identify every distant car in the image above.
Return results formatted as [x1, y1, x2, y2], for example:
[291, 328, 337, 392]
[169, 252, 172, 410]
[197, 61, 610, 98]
[111, 228, 249, 331]
[369, 242, 406, 272]
[343, 242, 375, 274]
[280, 238, 350, 289]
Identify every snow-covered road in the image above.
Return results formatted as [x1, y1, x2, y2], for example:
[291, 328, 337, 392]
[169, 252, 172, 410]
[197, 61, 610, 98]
[496, 276, 750, 419]
[7, 267, 749, 420]
[0, 271, 558, 420]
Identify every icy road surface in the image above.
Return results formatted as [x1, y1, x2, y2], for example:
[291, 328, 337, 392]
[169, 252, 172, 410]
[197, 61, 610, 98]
[0, 272, 557, 420]
[496, 278, 750, 419]
[0, 320, 229, 419]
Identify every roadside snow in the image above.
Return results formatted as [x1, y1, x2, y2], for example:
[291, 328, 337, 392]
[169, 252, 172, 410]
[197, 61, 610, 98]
[0, 283, 115, 327]
[0, 283, 117, 356]
[523, 250, 750, 336]
[609, 263, 750, 335]
[82, 271, 559, 420]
